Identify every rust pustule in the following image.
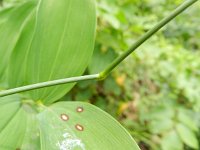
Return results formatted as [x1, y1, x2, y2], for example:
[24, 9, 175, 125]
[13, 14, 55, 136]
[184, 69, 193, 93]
[60, 114, 69, 121]
[75, 124, 84, 131]
[76, 107, 84, 113]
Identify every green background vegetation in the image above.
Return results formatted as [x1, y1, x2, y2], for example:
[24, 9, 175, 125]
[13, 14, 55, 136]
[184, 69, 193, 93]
[66, 0, 200, 149]
[1, 0, 200, 149]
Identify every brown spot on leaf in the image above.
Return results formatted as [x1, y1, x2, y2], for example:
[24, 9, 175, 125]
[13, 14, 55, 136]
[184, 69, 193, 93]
[60, 114, 69, 121]
[76, 107, 84, 113]
[75, 124, 84, 131]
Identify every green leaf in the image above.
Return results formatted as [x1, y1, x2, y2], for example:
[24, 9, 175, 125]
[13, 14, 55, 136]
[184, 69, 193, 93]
[39, 101, 140, 150]
[176, 123, 199, 149]
[0, 95, 40, 149]
[8, 0, 96, 104]
[0, 96, 140, 150]
[0, 95, 21, 131]
[0, 6, 14, 24]
[0, 1, 36, 87]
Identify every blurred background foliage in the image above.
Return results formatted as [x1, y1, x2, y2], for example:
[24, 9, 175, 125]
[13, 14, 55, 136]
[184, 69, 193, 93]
[74, 0, 200, 149]
[1, 0, 200, 150]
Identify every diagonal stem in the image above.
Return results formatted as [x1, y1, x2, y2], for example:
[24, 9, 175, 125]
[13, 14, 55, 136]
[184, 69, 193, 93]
[0, 0, 198, 97]
[99, 0, 198, 79]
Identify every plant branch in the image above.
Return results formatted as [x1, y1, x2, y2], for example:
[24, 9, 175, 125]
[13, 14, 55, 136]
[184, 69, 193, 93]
[0, 74, 100, 97]
[0, 0, 198, 97]
[99, 0, 198, 79]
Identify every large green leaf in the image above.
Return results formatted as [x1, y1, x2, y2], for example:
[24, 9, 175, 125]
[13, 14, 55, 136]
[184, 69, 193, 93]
[0, 0, 139, 149]
[38, 101, 140, 150]
[8, 0, 96, 104]
[0, 96, 140, 150]
[0, 1, 36, 88]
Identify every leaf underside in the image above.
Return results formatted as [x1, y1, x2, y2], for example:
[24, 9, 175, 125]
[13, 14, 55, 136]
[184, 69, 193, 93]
[0, 95, 140, 150]
[0, 0, 140, 149]
[0, 1, 36, 88]
[8, 0, 96, 104]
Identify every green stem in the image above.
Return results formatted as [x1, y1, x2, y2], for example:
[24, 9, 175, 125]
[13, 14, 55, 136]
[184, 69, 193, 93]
[99, 0, 198, 79]
[0, 74, 99, 97]
[0, 0, 198, 97]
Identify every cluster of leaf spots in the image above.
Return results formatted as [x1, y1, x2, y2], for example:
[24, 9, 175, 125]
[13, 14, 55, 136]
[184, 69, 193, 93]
[0, 0, 140, 149]
[64, 0, 200, 150]
[60, 107, 85, 132]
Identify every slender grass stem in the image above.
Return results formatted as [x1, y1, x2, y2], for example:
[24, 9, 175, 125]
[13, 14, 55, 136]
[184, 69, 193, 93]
[0, 0, 198, 97]
[99, 0, 198, 79]
[0, 74, 99, 97]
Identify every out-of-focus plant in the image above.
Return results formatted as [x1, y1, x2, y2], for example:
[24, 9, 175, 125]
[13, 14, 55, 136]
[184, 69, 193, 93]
[69, 0, 200, 149]
[0, 0, 199, 150]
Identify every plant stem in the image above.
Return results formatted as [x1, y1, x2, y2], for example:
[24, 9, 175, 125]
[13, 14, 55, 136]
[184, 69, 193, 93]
[99, 0, 198, 79]
[0, 0, 198, 97]
[0, 74, 99, 97]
